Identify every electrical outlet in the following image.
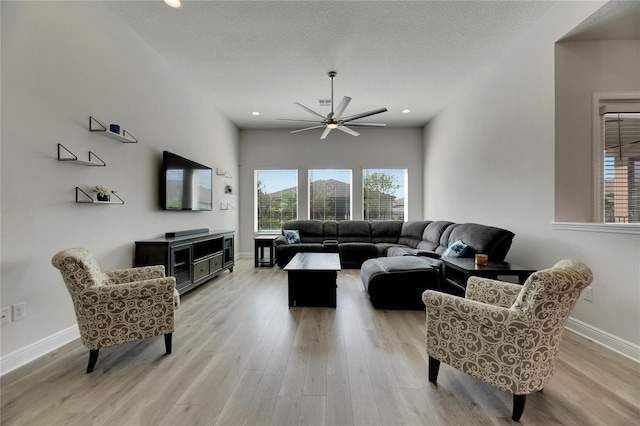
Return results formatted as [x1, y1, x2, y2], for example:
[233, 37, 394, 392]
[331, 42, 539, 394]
[13, 302, 26, 321]
[583, 287, 593, 302]
[1, 307, 11, 325]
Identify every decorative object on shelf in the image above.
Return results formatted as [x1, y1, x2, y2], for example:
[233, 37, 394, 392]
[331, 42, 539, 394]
[216, 168, 232, 178]
[57, 144, 106, 167]
[225, 185, 235, 194]
[220, 203, 234, 210]
[89, 116, 138, 143]
[475, 254, 488, 265]
[75, 187, 124, 204]
[109, 124, 121, 134]
[94, 185, 112, 201]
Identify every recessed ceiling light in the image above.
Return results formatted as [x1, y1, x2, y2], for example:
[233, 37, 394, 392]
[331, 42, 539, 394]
[164, 0, 182, 9]
[252, 111, 260, 116]
[402, 109, 411, 114]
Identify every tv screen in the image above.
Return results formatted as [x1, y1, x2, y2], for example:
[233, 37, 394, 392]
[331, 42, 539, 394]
[161, 151, 213, 211]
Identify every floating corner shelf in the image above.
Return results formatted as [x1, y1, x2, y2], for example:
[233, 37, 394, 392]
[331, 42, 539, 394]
[216, 168, 232, 178]
[220, 203, 234, 210]
[57, 144, 106, 167]
[89, 116, 138, 143]
[75, 187, 124, 204]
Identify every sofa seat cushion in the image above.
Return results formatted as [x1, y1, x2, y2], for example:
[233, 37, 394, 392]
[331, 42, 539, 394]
[338, 242, 378, 268]
[374, 243, 404, 257]
[361, 256, 442, 310]
[387, 246, 439, 259]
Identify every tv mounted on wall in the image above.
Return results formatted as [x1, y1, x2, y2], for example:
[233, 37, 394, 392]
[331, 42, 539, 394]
[161, 151, 213, 211]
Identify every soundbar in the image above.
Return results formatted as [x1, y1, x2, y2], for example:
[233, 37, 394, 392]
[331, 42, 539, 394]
[165, 228, 209, 238]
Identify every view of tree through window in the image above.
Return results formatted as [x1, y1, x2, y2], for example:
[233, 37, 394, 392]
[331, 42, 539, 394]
[255, 170, 297, 232]
[309, 169, 351, 220]
[363, 169, 407, 220]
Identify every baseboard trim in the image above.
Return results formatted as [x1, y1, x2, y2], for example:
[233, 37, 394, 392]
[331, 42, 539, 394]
[566, 317, 640, 362]
[0, 324, 80, 376]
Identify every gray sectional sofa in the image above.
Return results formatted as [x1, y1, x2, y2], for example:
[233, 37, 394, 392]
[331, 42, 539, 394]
[274, 219, 514, 268]
[274, 219, 515, 309]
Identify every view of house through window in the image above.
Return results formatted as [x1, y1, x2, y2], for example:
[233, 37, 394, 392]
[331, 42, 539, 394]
[309, 169, 352, 220]
[363, 169, 407, 220]
[599, 102, 640, 223]
[255, 170, 298, 232]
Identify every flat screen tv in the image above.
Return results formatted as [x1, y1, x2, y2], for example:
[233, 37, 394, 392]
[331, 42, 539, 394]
[161, 151, 213, 211]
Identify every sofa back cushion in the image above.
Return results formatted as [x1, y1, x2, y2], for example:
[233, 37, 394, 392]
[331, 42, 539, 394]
[282, 220, 325, 243]
[323, 220, 338, 240]
[398, 221, 430, 248]
[442, 223, 515, 261]
[417, 221, 455, 251]
[370, 220, 403, 243]
[337, 220, 372, 243]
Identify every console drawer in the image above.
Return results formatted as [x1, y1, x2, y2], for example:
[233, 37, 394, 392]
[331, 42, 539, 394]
[210, 253, 223, 273]
[193, 259, 209, 281]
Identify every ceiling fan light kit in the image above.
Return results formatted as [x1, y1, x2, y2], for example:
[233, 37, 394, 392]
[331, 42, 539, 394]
[278, 71, 387, 139]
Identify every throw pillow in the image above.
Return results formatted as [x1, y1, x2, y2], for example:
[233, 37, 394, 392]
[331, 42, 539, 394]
[284, 230, 301, 244]
[442, 240, 468, 258]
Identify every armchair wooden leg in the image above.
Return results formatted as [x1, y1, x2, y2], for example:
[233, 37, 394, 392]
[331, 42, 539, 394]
[87, 349, 99, 374]
[164, 333, 173, 354]
[512, 394, 526, 422]
[428, 356, 440, 384]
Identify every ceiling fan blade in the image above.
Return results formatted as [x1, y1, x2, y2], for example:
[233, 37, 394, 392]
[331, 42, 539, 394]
[294, 102, 326, 120]
[341, 107, 388, 123]
[333, 96, 352, 119]
[346, 123, 386, 127]
[320, 127, 332, 140]
[277, 118, 324, 123]
[291, 125, 325, 134]
[336, 125, 360, 137]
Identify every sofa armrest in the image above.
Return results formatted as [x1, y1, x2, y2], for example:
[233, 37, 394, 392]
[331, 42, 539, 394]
[465, 276, 522, 308]
[274, 236, 288, 246]
[415, 251, 440, 259]
[103, 265, 166, 284]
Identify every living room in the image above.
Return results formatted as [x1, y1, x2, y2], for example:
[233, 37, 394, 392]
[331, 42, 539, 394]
[1, 0, 639, 424]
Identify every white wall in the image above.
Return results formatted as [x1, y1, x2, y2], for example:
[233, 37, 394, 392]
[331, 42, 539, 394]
[424, 1, 640, 354]
[0, 2, 239, 366]
[238, 128, 423, 255]
[555, 40, 640, 221]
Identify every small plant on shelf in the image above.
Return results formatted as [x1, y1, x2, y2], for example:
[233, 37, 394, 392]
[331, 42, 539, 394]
[93, 185, 114, 202]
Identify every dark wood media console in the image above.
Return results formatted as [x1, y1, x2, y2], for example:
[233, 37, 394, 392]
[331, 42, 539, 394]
[135, 230, 234, 295]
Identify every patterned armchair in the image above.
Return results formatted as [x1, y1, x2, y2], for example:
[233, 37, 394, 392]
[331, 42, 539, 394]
[52, 247, 180, 373]
[423, 259, 593, 422]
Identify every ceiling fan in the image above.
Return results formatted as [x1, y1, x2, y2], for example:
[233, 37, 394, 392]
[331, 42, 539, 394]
[278, 71, 387, 139]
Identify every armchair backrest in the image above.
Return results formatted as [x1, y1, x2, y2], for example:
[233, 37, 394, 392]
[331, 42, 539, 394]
[511, 259, 593, 390]
[51, 247, 105, 298]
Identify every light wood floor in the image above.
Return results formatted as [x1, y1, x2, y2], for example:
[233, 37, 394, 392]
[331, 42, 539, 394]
[2, 259, 639, 425]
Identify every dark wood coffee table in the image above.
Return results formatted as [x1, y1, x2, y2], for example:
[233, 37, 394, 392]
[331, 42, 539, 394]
[442, 257, 536, 296]
[284, 252, 341, 308]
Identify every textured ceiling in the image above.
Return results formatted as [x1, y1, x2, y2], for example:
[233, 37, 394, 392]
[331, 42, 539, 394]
[103, 1, 608, 131]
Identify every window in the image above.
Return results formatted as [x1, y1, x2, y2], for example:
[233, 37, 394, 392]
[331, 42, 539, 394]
[363, 169, 407, 220]
[309, 169, 351, 220]
[597, 101, 640, 223]
[255, 170, 297, 232]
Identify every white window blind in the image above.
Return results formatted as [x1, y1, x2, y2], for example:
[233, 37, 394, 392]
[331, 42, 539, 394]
[363, 169, 407, 220]
[600, 102, 640, 223]
[255, 170, 297, 232]
[308, 169, 351, 220]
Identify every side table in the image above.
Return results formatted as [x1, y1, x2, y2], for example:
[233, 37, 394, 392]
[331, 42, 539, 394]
[442, 257, 536, 296]
[254, 235, 278, 267]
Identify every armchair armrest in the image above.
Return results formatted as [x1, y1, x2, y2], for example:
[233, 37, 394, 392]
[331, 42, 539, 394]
[103, 265, 167, 284]
[423, 290, 527, 335]
[79, 277, 176, 305]
[465, 276, 522, 308]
